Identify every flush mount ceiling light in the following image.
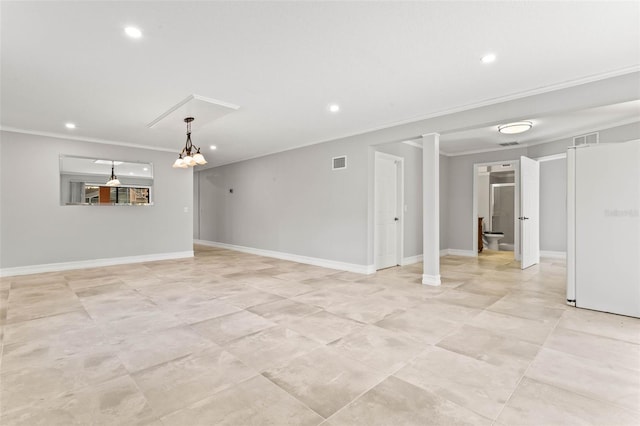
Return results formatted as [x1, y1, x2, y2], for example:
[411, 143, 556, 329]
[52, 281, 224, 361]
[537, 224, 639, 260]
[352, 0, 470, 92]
[498, 121, 532, 135]
[105, 161, 121, 186]
[481, 53, 496, 64]
[124, 26, 142, 39]
[65, 123, 76, 129]
[173, 117, 207, 168]
[328, 104, 340, 113]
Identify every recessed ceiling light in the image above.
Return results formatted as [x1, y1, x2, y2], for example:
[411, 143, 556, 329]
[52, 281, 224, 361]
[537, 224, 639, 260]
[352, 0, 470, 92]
[143, 167, 149, 171]
[65, 123, 76, 129]
[498, 121, 533, 135]
[129, 172, 134, 175]
[124, 26, 142, 39]
[328, 104, 340, 113]
[210, 145, 217, 150]
[481, 53, 496, 64]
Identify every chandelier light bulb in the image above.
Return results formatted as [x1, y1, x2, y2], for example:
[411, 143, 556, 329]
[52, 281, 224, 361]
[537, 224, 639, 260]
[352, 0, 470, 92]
[183, 155, 195, 167]
[106, 161, 120, 186]
[173, 117, 208, 168]
[172, 157, 185, 168]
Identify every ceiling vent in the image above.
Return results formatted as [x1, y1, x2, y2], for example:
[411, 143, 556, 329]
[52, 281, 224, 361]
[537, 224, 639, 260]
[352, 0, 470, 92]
[332, 156, 347, 170]
[573, 132, 599, 146]
[499, 141, 520, 147]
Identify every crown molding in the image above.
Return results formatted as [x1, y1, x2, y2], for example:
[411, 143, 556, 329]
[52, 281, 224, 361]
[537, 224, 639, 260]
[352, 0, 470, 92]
[0, 127, 176, 153]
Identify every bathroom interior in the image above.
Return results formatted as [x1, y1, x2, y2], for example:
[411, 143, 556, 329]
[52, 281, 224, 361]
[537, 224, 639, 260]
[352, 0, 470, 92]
[477, 163, 515, 255]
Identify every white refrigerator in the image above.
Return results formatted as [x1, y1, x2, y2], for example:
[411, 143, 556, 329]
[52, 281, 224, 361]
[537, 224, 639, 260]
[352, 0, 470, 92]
[567, 139, 640, 318]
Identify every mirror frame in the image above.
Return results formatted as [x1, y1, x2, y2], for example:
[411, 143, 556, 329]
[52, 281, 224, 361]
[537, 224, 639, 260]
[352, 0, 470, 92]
[59, 155, 154, 206]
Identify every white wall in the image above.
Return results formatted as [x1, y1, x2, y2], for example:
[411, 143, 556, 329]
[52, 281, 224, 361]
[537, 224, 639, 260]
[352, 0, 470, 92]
[196, 137, 370, 266]
[194, 75, 639, 267]
[540, 159, 566, 251]
[446, 121, 640, 253]
[0, 131, 194, 272]
[446, 148, 528, 252]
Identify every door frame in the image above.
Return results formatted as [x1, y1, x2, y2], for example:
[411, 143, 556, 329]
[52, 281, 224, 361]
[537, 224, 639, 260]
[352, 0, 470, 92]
[472, 160, 520, 261]
[374, 151, 405, 269]
[520, 155, 541, 269]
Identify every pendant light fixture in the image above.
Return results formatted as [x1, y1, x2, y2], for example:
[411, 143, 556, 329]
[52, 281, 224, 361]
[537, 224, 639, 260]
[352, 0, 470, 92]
[173, 117, 207, 168]
[105, 161, 121, 186]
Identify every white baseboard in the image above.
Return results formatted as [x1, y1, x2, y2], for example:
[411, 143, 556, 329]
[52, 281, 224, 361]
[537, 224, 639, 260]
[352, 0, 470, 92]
[401, 254, 423, 265]
[540, 250, 567, 259]
[422, 274, 442, 286]
[195, 240, 375, 275]
[0, 251, 194, 278]
[400, 250, 477, 263]
[443, 249, 477, 257]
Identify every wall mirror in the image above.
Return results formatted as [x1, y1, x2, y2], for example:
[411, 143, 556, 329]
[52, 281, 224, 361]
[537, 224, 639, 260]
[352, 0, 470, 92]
[60, 155, 153, 206]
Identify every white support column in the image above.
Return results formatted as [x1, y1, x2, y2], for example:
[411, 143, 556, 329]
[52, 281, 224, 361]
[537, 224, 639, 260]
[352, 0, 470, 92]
[422, 133, 441, 286]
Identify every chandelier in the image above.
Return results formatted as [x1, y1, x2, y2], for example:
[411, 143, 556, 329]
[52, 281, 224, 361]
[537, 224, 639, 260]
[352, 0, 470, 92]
[105, 161, 121, 186]
[172, 117, 207, 168]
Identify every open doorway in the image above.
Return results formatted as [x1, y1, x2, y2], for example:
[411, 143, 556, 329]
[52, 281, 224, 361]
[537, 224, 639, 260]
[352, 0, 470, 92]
[473, 160, 520, 261]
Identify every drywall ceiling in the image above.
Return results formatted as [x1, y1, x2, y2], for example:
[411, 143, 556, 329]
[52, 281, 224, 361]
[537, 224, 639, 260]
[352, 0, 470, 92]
[439, 100, 640, 155]
[1, 1, 639, 167]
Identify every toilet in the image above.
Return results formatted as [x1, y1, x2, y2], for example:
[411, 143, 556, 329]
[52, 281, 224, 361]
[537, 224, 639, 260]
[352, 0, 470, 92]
[483, 232, 504, 250]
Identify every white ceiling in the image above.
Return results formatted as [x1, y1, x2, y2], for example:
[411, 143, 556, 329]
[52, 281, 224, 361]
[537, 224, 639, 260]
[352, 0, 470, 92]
[2, 1, 639, 166]
[439, 100, 640, 155]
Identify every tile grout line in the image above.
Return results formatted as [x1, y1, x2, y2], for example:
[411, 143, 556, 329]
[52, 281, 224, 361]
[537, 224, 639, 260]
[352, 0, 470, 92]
[491, 313, 564, 424]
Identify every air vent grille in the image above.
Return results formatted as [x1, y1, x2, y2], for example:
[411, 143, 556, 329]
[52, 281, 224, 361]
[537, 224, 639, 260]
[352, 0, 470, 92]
[499, 141, 520, 147]
[573, 132, 599, 146]
[332, 156, 347, 170]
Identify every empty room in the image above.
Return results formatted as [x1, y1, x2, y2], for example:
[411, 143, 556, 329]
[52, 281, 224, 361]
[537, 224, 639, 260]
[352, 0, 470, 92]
[1, 1, 639, 425]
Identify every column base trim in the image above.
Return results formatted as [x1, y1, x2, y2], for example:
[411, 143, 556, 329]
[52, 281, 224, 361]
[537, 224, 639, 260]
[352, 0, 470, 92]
[422, 274, 441, 286]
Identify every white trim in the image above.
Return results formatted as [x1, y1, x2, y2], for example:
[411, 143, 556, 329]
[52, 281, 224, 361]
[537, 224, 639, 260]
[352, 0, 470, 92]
[183, 69, 640, 169]
[440, 118, 640, 158]
[525, 117, 639, 150]
[147, 94, 240, 128]
[445, 249, 477, 257]
[540, 250, 567, 259]
[399, 139, 452, 157]
[401, 140, 423, 149]
[402, 254, 423, 265]
[536, 153, 566, 162]
[440, 249, 449, 257]
[422, 274, 441, 286]
[331, 155, 348, 170]
[0, 251, 194, 277]
[443, 142, 526, 157]
[194, 240, 375, 275]
[566, 148, 577, 302]
[0, 127, 176, 153]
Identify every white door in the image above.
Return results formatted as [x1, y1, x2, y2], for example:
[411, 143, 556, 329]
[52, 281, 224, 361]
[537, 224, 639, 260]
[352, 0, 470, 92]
[574, 141, 640, 317]
[375, 152, 401, 269]
[520, 156, 540, 269]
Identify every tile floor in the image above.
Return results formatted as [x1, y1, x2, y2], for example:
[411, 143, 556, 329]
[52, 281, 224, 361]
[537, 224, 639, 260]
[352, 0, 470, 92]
[1, 246, 639, 425]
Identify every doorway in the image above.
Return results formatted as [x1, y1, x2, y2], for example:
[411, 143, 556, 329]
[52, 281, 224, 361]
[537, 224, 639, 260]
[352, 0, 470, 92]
[472, 157, 541, 269]
[473, 160, 520, 261]
[374, 151, 404, 270]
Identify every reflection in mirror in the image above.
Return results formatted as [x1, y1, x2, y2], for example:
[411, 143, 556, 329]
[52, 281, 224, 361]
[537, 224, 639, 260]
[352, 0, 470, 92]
[60, 155, 153, 206]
